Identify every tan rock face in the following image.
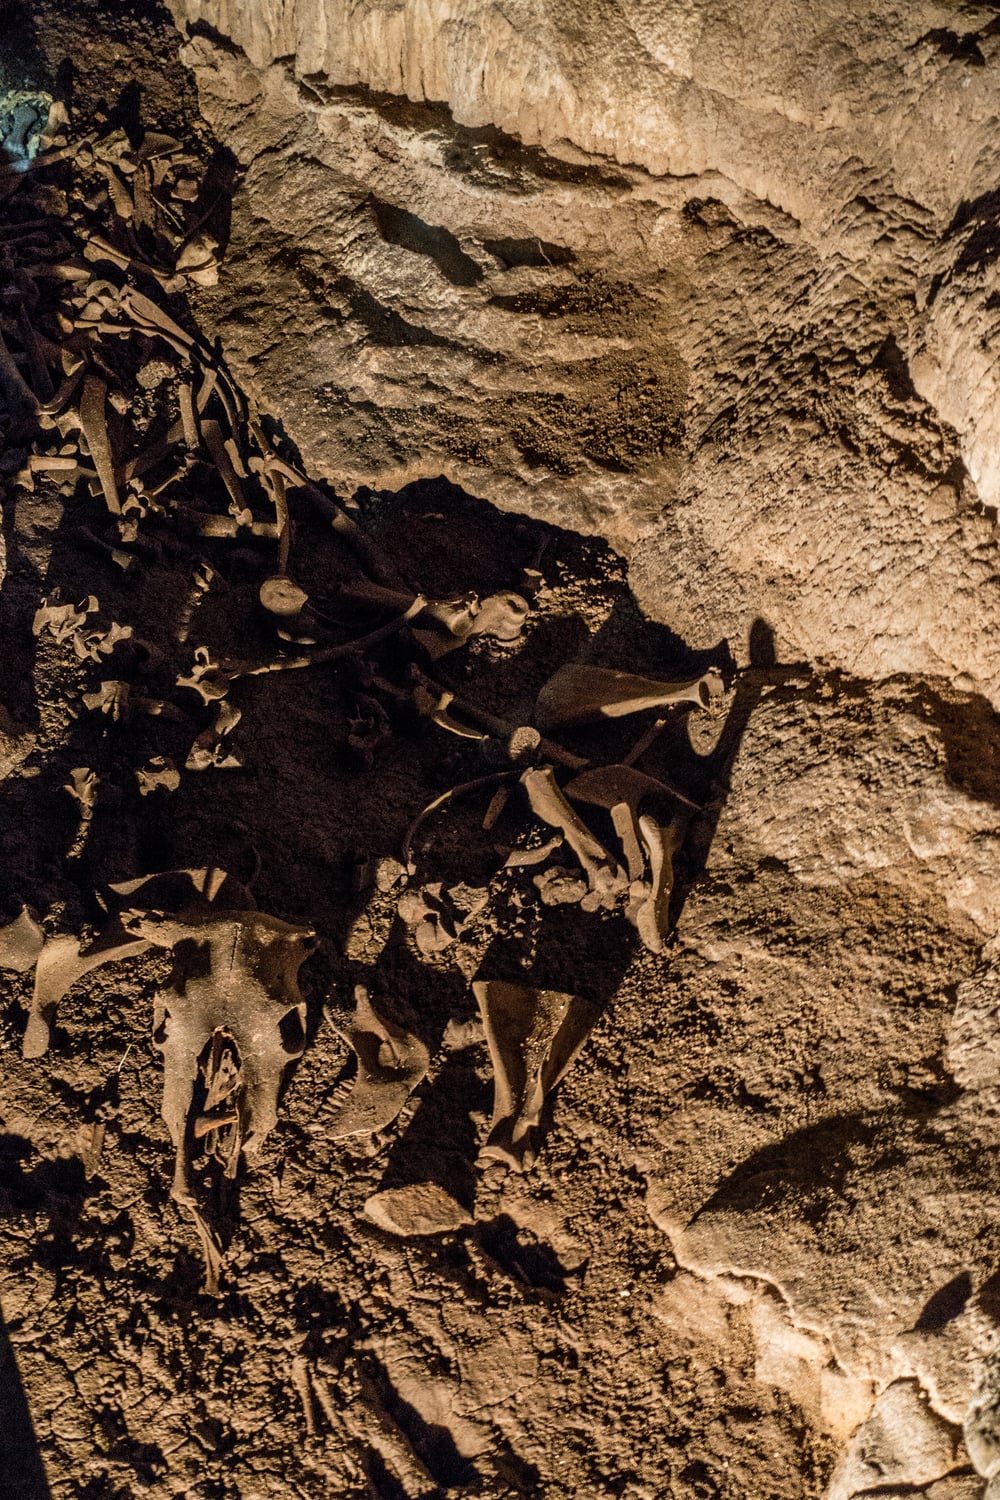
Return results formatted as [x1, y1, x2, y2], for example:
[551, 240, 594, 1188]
[168, 0, 1000, 700]
[156, 8, 1000, 1487]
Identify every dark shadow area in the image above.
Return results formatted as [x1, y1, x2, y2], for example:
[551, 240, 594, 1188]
[359, 1352, 476, 1489]
[0, 1298, 51, 1500]
[913, 1269, 972, 1331]
[370, 195, 483, 287]
[474, 1213, 571, 1296]
[484, 236, 576, 270]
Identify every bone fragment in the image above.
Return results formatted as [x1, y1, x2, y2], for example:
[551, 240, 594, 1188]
[521, 765, 626, 907]
[79, 374, 121, 513]
[0, 907, 44, 973]
[473, 980, 601, 1169]
[135, 757, 181, 795]
[259, 575, 308, 620]
[408, 665, 585, 770]
[564, 764, 698, 880]
[23, 924, 149, 1059]
[126, 909, 314, 1211]
[632, 815, 684, 955]
[535, 663, 720, 730]
[324, 987, 429, 1140]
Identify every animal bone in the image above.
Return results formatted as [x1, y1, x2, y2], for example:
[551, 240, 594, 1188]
[564, 764, 697, 881]
[473, 981, 601, 1169]
[135, 757, 181, 795]
[82, 679, 130, 719]
[532, 866, 590, 906]
[121, 909, 315, 1210]
[79, 374, 121, 513]
[397, 882, 488, 957]
[324, 987, 429, 1140]
[201, 417, 248, 518]
[23, 922, 149, 1059]
[520, 765, 627, 909]
[21, 868, 255, 1058]
[534, 663, 720, 730]
[32, 591, 98, 643]
[631, 816, 684, 955]
[407, 665, 586, 770]
[0, 907, 44, 973]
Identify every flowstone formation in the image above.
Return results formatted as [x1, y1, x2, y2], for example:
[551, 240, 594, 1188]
[1, 2, 1000, 1498]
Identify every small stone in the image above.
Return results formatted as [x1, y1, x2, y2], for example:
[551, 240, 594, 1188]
[363, 1183, 473, 1238]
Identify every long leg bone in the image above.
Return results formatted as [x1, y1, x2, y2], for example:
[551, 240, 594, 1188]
[535, 663, 721, 730]
[632, 815, 685, 955]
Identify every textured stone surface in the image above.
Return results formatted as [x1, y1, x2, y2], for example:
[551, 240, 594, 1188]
[167, 1, 1000, 704]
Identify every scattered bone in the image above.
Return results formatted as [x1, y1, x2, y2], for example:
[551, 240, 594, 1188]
[119, 285, 196, 353]
[324, 987, 429, 1140]
[184, 700, 243, 768]
[483, 785, 511, 830]
[363, 1182, 473, 1237]
[135, 757, 181, 795]
[23, 922, 148, 1059]
[82, 679, 130, 720]
[407, 664, 585, 771]
[259, 575, 309, 620]
[411, 681, 489, 741]
[175, 231, 219, 287]
[79, 374, 121, 513]
[32, 591, 97, 643]
[535, 663, 720, 730]
[473, 981, 601, 1169]
[122, 909, 314, 1225]
[72, 620, 134, 663]
[631, 815, 684, 955]
[397, 882, 488, 957]
[521, 765, 627, 910]
[505, 834, 563, 869]
[201, 417, 248, 518]
[564, 764, 697, 880]
[0, 907, 44, 973]
[176, 645, 235, 703]
[533, 866, 590, 906]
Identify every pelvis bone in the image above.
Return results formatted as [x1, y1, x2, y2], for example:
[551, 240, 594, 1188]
[473, 980, 601, 1170]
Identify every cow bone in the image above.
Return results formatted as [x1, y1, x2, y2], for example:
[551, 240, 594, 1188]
[473, 980, 601, 1170]
[631, 815, 685, 955]
[534, 663, 721, 730]
[122, 909, 315, 1209]
[323, 986, 429, 1140]
[564, 764, 699, 881]
[79, 374, 121, 513]
[520, 765, 627, 907]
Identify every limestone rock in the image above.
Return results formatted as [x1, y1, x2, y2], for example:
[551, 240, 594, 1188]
[826, 1380, 962, 1500]
[168, 3, 1000, 703]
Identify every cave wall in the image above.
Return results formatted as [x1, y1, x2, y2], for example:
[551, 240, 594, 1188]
[167, 1, 1000, 703]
